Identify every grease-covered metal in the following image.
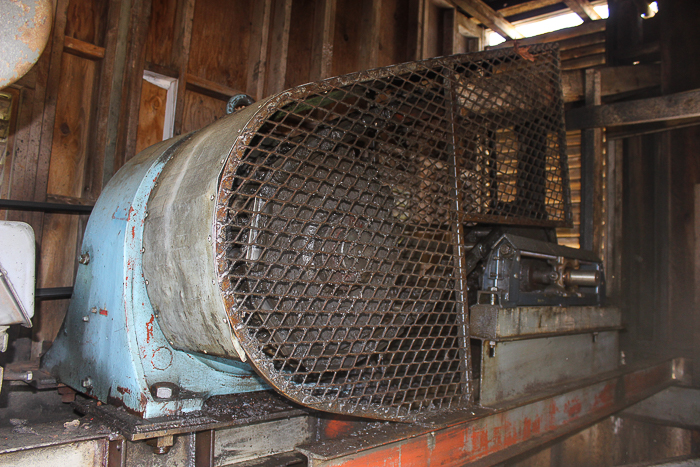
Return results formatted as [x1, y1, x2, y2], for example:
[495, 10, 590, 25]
[0, 0, 53, 88]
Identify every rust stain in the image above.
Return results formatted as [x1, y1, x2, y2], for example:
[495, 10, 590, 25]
[323, 419, 355, 439]
[564, 398, 582, 418]
[99, 308, 108, 316]
[593, 382, 615, 410]
[146, 315, 154, 343]
[116, 386, 131, 395]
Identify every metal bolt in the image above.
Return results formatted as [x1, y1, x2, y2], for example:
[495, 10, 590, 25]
[78, 252, 90, 265]
[81, 377, 93, 389]
[82, 316, 90, 322]
[155, 386, 173, 399]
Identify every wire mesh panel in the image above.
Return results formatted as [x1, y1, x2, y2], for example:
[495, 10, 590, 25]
[215, 44, 569, 420]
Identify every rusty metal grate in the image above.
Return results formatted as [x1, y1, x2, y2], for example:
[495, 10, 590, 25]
[215, 44, 569, 420]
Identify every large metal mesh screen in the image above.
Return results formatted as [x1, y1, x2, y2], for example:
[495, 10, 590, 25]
[215, 44, 569, 420]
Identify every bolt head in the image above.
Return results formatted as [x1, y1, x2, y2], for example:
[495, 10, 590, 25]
[155, 386, 173, 399]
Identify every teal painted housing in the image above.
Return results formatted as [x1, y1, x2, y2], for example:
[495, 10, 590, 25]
[42, 136, 267, 419]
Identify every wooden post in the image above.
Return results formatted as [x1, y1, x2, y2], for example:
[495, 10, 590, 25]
[310, 0, 336, 81]
[408, 0, 428, 60]
[359, 0, 381, 70]
[580, 68, 603, 255]
[172, 0, 195, 137]
[119, 0, 154, 166]
[247, 0, 273, 101]
[605, 138, 623, 299]
[264, 0, 292, 97]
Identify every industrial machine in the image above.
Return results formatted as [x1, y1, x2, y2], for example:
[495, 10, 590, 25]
[43, 44, 614, 423]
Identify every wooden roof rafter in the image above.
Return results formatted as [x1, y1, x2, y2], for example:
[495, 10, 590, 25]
[562, 0, 602, 21]
[450, 0, 524, 40]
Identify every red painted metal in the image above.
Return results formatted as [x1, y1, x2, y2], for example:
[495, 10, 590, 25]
[298, 359, 678, 466]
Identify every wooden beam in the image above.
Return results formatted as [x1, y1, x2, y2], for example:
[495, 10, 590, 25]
[580, 69, 603, 253]
[489, 19, 605, 49]
[63, 36, 106, 60]
[310, 0, 336, 81]
[407, 0, 429, 60]
[562, 0, 601, 21]
[185, 73, 245, 101]
[120, 0, 154, 166]
[450, 0, 523, 40]
[497, 0, 560, 18]
[172, 0, 195, 137]
[246, 0, 272, 101]
[359, 0, 381, 69]
[264, 0, 292, 96]
[455, 12, 484, 39]
[566, 88, 700, 130]
[562, 64, 660, 103]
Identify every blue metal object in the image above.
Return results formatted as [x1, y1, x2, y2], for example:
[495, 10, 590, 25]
[42, 135, 267, 419]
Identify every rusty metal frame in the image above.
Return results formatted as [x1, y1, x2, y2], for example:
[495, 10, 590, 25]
[298, 358, 684, 466]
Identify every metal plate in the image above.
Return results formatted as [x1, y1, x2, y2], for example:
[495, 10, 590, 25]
[215, 45, 569, 420]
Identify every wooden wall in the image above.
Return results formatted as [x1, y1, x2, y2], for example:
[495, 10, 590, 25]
[0, 0, 486, 354]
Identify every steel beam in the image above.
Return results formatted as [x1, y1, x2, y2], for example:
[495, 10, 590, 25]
[297, 359, 681, 466]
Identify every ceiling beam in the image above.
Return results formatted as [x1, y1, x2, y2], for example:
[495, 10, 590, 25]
[450, 0, 524, 40]
[497, 0, 561, 18]
[562, 0, 602, 21]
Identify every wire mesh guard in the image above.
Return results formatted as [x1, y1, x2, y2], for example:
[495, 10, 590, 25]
[215, 44, 570, 420]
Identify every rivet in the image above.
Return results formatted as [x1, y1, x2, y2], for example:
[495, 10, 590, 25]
[90, 307, 97, 313]
[140, 247, 145, 253]
[145, 279, 149, 285]
[210, 195, 215, 200]
[82, 316, 90, 322]
[78, 252, 90, 265]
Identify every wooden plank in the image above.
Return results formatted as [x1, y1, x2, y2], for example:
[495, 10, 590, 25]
[85, 0, 127, 200]
[120, 0, 154, 166]
[561, 53, 605, 71]
[310, 0, 337, 81]
[407, 0, 427, 60]
[172, 0, 195, 137]
[186, 73, 245, 101]
[490, 19, 605, 49]
[606, 139, 623, 298]
[562, 64, 660, 103]
[497, 0, 560, 18]
[246, 0, 272, 101]
[560, 42, 605, 61]
[180, 89, 226, 134]
[455, 12, 483, 38]
[359, 0, 382, 69]
[450, 0, 523, 40]
[378, 0, 412, 66]
[558, 31, 605, 51]
[144, 0, 179, 69]
[562, 0, 601, 21]
[566, 88, 700, 130]
[264, 0, 292, 96]
[135, 79, 167, 154]
[89, 0, 134, 192]
[63, 36, 106, 60]
[579, 69, 603, 255]
[442, 9, 458, 55]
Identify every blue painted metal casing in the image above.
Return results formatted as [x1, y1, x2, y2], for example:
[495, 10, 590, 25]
[42, 135, 267, 418]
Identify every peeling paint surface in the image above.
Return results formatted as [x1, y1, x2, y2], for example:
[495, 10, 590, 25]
[0, 0, 52, 88]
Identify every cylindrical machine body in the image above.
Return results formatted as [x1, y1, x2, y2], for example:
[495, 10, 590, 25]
[143, 100, 272, 360]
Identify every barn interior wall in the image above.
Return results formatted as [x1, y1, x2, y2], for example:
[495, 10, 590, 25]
[2, 0, 697, 371]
